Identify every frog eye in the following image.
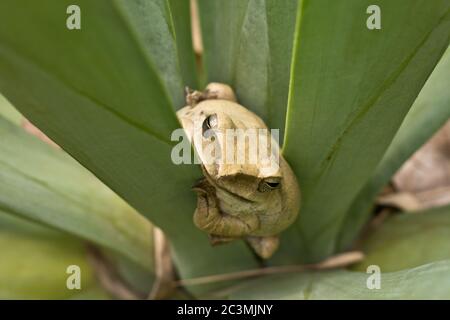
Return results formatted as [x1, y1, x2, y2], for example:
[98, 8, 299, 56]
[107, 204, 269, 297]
[202, 114, 218, 138]
[258, 178, 281, 192]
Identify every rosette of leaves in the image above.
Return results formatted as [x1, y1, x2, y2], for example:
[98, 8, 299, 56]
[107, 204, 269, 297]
[0, 0, 449, 299]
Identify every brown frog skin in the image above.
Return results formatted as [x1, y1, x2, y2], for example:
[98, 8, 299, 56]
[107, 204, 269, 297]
[177, 83, 300, 259]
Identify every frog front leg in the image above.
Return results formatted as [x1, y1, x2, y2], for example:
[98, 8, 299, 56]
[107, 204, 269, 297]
[192, 179, 259, 239]
[246, 236, 279, 259]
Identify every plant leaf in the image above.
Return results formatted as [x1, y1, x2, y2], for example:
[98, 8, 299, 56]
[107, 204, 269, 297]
[0, 212, 109, 299]
[229, 260, 450, 299]
[279, 0, 450, 263]
[0, 0, 258, 289]
[198, 0, 298, 138]
[338, 48, 450, 250]
[113, 0, 186, 108]
[352, 205, 450, 272]
[232, 205, 450, 299]
[0, 93, 22, 125]
[168, 0, 199, 89]
[0, 115, 154, 272]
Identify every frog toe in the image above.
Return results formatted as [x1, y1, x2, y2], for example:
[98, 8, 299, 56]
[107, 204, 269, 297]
[246, 236, 279, 259]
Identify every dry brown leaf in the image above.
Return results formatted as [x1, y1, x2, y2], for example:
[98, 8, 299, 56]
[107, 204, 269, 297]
[377, 192, 422, 211]
[389, 120, 450, 209]
[414, 185, 450, 209]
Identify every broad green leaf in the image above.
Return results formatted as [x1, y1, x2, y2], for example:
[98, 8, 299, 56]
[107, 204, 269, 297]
[0, 0, 258, 289]
[0, 115, 154, 273]
[338, 48, 450, 250]
[279, 0, 450, 263]
[113, 0, 184, 108]
[0, 212, 108, 299]
[352, 205, 450, 272]
[229, 260, 450, 299]
[0, 94, 22, 125]
[169, 0, 199, 89]
[198, 0, 298, 137]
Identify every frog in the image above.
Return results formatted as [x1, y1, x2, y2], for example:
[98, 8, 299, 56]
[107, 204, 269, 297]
[177, 83, 300, 259]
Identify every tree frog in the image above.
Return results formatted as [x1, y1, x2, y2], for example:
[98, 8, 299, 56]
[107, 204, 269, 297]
[177, 83, 300, 259]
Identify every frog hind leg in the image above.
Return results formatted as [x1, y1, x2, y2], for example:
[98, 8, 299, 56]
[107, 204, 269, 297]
[192, 179, 259, 237]
[246, 236, 279, 259]
[185, 86, 219, 106]
[185, 83, 236, 106]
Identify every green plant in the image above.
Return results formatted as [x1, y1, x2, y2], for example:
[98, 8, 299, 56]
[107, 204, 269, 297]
[0, 0, 449, 299]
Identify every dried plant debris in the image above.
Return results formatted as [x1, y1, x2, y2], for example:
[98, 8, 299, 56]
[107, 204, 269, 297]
[190, 0, 203, 55]
[148, 227, 176, 300]
[379, 120, 450, 211]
